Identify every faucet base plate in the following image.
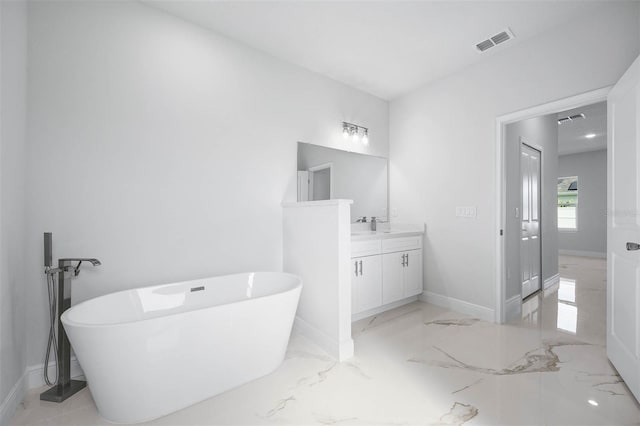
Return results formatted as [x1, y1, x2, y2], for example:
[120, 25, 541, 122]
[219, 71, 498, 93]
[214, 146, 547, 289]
[40, 379, 86, 403]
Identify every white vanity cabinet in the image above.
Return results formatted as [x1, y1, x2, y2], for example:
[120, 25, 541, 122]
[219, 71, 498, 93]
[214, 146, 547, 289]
[352, 255, 383, 314]
[381, 236, 423, 304]
[382, 249, 423, 304]
[403, 250, 423, 296]
[351, 239, 383, 315]
[351, 234, 423, 317]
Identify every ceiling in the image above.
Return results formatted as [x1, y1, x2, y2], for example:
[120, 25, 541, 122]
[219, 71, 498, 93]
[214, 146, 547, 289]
[557, 101, 607, 156]
[143, 1, 608, 100]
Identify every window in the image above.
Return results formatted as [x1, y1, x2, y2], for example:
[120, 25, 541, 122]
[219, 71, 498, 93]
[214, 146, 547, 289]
[558, 176, 578, 230]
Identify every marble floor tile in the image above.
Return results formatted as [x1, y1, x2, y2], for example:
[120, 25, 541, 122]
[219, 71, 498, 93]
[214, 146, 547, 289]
[11, 256, 640, 425]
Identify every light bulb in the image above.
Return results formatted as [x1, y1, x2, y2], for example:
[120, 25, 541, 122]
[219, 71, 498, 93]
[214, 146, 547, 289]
[352, 130, 360, 142]
[343, 125, 349, 139]
[362, 131, 369, 145]
[585, 133, 596, 139]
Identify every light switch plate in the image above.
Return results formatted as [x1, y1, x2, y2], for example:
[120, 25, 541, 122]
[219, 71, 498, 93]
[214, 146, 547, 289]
[456, 206, 477, 218]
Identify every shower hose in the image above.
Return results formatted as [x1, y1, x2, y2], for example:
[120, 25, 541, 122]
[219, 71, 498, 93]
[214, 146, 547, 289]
[43, 268, 58, 386]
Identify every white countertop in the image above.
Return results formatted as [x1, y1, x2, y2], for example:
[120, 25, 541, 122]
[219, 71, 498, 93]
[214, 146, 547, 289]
[350, 223, 425, 241]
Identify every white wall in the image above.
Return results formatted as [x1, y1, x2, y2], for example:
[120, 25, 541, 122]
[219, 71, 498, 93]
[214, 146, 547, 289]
[505, 115, 558, 301]
[0, 0, 27, 417]
[558, 149, 607, 256]
[389, 2, 639, 313]
[25, 1, 388, 366]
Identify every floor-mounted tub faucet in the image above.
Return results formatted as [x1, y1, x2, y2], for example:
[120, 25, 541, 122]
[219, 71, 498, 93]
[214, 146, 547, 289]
[41, 232, 102, 403]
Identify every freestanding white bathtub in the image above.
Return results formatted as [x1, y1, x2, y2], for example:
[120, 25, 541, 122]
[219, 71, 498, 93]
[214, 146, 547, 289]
[61, 272, 302, 424]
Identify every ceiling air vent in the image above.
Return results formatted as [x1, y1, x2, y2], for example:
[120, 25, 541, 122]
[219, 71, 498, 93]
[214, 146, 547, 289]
[476, 39, 494, 52]
[558, 113, 586, 125]
[475, 28, 515, 53]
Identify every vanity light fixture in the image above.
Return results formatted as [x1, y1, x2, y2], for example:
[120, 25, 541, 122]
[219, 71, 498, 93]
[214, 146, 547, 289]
[342, 121, 369, 145]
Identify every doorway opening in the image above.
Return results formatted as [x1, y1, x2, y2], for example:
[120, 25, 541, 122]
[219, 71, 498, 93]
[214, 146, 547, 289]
[495, 87, 611, 323]
[297, 162, 333, 202]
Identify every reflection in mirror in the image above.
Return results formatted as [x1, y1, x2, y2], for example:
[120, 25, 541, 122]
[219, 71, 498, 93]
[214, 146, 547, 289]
[297, 142, 388, 223]
[558, 176, 578, 230]
[521, 293, 539, 324]
[557, 278, 577, 334]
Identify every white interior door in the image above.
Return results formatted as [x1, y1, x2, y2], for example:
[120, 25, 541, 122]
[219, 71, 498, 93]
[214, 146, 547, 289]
[607, 54, 640, 401]
[521, 143, 541, 299]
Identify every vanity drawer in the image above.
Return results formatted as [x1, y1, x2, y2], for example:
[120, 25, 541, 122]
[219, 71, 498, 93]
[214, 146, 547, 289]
[382, 236, 422, 253]
[351, 239, 382, 257]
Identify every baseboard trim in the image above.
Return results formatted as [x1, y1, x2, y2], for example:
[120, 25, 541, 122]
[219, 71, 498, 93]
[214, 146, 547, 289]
[0, 372, 26, 426]
[293, 316, 353, 362]
[0, 358, 87, 424]
[559, 249, 606, 259]
[419, 291, 494, 322]
[544, 273, 560, 290]
[26, 357, 85, 390]
[351, 296, 418, 322]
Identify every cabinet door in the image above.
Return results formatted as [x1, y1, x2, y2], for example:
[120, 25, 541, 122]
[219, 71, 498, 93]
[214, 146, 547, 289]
[351, 258, 361, 313]
[352, 256, 382, 314]
[382, 252, 404, 304]
[403, 249, 423, 297]
[359, 255, 382, 312]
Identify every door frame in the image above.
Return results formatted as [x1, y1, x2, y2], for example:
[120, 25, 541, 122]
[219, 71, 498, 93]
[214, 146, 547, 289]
[308, 162, 333, 201]
[494, 86, 611, 323]
[520, 141, 543, 300]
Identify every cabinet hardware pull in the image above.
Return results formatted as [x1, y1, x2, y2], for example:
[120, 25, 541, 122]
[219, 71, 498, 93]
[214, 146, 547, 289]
[355, 260, 358, 276]
[359, 260, 363, 275]
[401, 253, 406, 267]
[406, 253, 409, 267]
[627, 242, 640, 251]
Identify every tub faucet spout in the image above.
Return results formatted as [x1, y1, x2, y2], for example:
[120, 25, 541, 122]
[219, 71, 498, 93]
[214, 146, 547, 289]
[58, 258, 101, 276]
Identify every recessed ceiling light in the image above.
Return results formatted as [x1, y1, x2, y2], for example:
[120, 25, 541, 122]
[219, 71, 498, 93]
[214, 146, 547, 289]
[585, 133, 596, 139]
[588, 399, 599, 406]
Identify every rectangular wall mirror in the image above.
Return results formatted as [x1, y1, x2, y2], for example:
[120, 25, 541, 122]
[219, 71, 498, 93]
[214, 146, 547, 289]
[297, 142, 388, 223]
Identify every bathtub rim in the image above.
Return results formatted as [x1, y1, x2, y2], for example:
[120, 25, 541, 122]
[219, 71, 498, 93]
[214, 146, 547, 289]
[61, 271, 302, 329]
